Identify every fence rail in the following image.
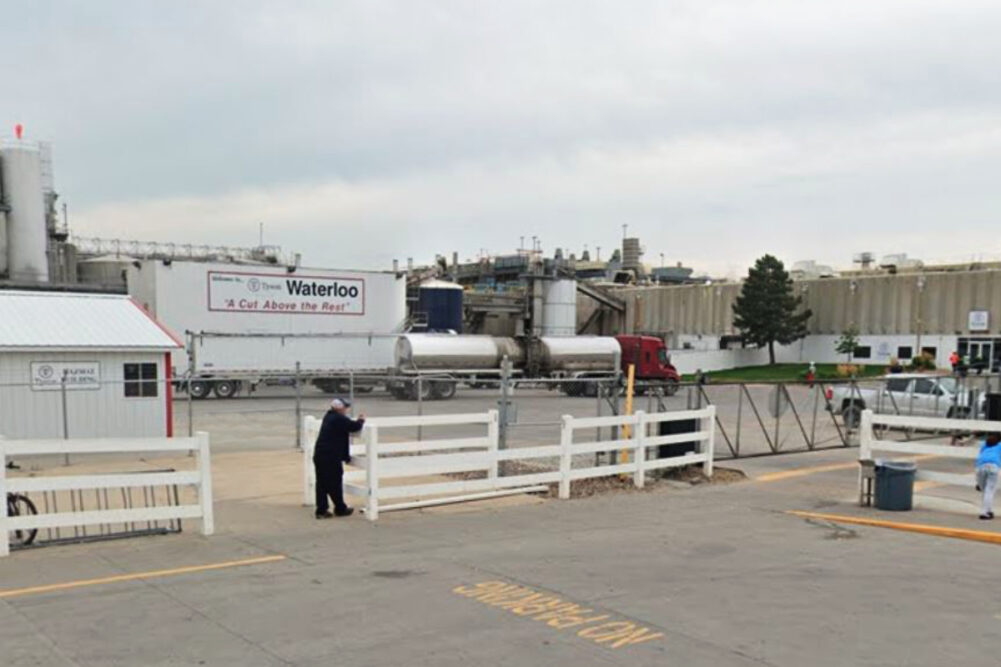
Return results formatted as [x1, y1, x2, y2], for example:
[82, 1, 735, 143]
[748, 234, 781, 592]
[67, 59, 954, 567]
[858, 411, 1000, 495]
[1, 433, 214, 556]
[303, 407, 716, 521]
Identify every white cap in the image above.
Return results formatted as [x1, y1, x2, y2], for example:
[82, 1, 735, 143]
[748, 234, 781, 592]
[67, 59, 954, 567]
[330, 398, 350, 410]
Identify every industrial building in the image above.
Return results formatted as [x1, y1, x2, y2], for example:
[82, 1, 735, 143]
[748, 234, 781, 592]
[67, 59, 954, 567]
[0, 290, 182, 439]
[4, 135, 1000, 379]
[604, 268, 1001, 372]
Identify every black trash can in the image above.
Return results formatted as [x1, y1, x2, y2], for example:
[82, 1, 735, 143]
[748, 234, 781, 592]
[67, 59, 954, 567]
[874, 460, 917, 511]
[657, 418, 698, 458]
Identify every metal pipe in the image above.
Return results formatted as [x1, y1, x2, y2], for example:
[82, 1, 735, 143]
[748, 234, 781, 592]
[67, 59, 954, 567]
[810, 384, 819, 448]
[294, 361, 302, 450]
[417, 376, 424, 442]
[61, 371, 69, 465]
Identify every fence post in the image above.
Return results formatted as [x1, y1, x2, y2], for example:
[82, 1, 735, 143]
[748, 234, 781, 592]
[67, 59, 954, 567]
[633, 411, 646, 489]
[61, 371, 70, 466]
[416, 377, 424, 442]
[366, 425, 380, 521]
[349, 370, 355, 408]
[294, 361, 302, 450]
[302, 416, 315, 507]
[487, 409, 499, 487]
[0, 447, 9, 557]
[498, 356, 511, 450]
[704, 406, 716, 478]
[197, 431, 214, 536]
[858, 409, 873, 499]
[559, 415, 572, 499]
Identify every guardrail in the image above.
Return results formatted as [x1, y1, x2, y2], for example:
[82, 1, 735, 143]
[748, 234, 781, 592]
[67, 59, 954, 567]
[1, 433, 214, 556]
[303, 407, 716, 521]
[858, 410, 1001, 492]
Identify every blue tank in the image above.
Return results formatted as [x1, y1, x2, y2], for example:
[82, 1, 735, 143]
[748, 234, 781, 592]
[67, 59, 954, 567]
[418, 281, 464, 332]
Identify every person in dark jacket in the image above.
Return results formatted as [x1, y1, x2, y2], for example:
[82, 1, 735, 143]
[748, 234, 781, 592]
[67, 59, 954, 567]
[313, 398, 365, 518]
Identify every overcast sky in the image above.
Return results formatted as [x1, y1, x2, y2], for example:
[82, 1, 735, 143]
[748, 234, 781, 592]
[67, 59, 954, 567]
[3, 1, 1001, 277]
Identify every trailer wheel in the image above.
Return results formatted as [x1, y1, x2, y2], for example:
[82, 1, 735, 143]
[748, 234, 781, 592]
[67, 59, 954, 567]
[841, 405, 862, 428]
[409, 380, 434, 401]
[663, 378, 679, 396]
[213, 380, 239, 399]
[431, 380, 457, 400]
[189, 380, 211, 400]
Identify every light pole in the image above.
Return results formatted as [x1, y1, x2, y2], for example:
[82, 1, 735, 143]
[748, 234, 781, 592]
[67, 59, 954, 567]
[915, 276, 926, 356]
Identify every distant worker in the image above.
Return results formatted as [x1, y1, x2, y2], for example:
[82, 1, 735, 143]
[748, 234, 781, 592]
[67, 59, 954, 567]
[888, 357, 904, 374]
[313, 398, 365, 519]
[805, 362, 816, 387]
[975, 432, 1001, 520]
[949, 351, 960, 374]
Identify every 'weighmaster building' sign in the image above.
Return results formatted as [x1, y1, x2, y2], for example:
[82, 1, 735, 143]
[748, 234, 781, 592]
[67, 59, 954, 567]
[207, 271, 365, 315]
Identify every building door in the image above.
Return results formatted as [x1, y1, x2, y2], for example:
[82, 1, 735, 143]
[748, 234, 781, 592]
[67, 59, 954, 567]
[958, 338, 1001, 372]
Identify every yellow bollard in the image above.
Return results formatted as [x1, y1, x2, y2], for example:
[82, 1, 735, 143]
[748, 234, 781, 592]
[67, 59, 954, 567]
[621, 363, 636, 463]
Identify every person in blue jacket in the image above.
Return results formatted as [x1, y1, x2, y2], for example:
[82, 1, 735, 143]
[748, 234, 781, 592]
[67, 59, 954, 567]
[313, 398, 365, 518]
[975, 432, 1001, 520]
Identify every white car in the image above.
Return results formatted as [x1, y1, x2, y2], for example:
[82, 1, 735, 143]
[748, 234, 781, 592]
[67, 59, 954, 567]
[828, 374, 982, 427]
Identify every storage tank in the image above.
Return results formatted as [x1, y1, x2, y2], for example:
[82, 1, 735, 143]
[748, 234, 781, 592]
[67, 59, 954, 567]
[539, 336, 620, 372]
[0, 141, 49, 283]
[418, 280, 464, 332]
[622, 237, 643, 273]
[77, 255, 132, 290]
[396, 334, 507, 370]
[541, 279, 577, 336]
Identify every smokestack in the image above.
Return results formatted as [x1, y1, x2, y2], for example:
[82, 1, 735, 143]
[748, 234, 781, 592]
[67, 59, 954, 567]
[407, 257, 414, 272]
[392, 259, 399, 272]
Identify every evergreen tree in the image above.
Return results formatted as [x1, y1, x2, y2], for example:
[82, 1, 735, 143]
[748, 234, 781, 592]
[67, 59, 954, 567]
[732, 255, 812, 364]
[835, 325, 860, 362]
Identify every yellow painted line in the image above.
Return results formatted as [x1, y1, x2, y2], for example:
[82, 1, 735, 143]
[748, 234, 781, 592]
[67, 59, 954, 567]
[756, 454, 939, 483]
[788, 511, 1001, 545]
[756, 461, 857, 482]
[0, 554, 286, 599]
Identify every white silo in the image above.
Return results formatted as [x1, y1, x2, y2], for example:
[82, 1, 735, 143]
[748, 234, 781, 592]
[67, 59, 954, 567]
[0, 141, 49, 282]
[541, 279, 578, 336]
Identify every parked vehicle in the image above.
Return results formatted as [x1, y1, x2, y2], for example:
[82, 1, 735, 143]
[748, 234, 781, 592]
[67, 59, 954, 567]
[386, 333, 680, 400]
[828, 373, 983, 427]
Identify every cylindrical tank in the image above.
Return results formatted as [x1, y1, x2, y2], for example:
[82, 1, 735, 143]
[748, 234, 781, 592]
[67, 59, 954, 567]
[0, 142, 49, 283]
[541, 279, 578, 336]
[418, 280, 464, 332]
[77, 255, 132, 289]
[622, 237, 642, 271]
[539, 336, 621, 372]
[396, 334, 512, 370]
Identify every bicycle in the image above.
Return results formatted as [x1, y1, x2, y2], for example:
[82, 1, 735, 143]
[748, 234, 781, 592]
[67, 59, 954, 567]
[6, 492, 38, 547]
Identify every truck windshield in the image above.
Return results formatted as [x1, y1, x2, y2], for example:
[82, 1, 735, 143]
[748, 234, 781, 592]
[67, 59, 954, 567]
[658, 349, 668, 364]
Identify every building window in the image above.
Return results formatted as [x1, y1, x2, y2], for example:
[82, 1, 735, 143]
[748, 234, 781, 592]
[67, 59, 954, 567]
[921, 347, 937, 359]
[853, 346, 872, 359]
[897, 346, 912, 360]
[124, 363, 158, 397]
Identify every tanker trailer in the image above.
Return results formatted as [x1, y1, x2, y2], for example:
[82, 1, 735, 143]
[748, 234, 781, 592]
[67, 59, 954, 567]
[387, 333, 620, 400]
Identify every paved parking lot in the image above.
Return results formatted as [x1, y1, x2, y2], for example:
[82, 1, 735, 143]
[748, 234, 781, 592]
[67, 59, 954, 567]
[4, 445, 1001, 666]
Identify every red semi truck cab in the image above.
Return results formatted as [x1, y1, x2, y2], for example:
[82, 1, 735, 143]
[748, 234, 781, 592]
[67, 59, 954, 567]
[615, 335, 680, 385]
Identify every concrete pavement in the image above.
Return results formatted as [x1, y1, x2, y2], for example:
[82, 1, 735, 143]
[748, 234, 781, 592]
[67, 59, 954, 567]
[4, 446, 1001, 666]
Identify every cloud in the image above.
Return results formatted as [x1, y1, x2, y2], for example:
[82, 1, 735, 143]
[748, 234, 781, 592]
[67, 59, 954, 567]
[4, 0, 1001, 274]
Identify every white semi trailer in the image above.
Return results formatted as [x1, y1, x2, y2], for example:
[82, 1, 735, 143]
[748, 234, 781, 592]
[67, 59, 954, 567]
[126, 260, 407, 398]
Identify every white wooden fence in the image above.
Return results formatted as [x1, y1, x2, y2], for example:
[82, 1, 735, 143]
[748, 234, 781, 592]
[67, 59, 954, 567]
[859, 410, 1001, 491]
[1, 433, 214, 556]
[303, 407, 716, 521]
